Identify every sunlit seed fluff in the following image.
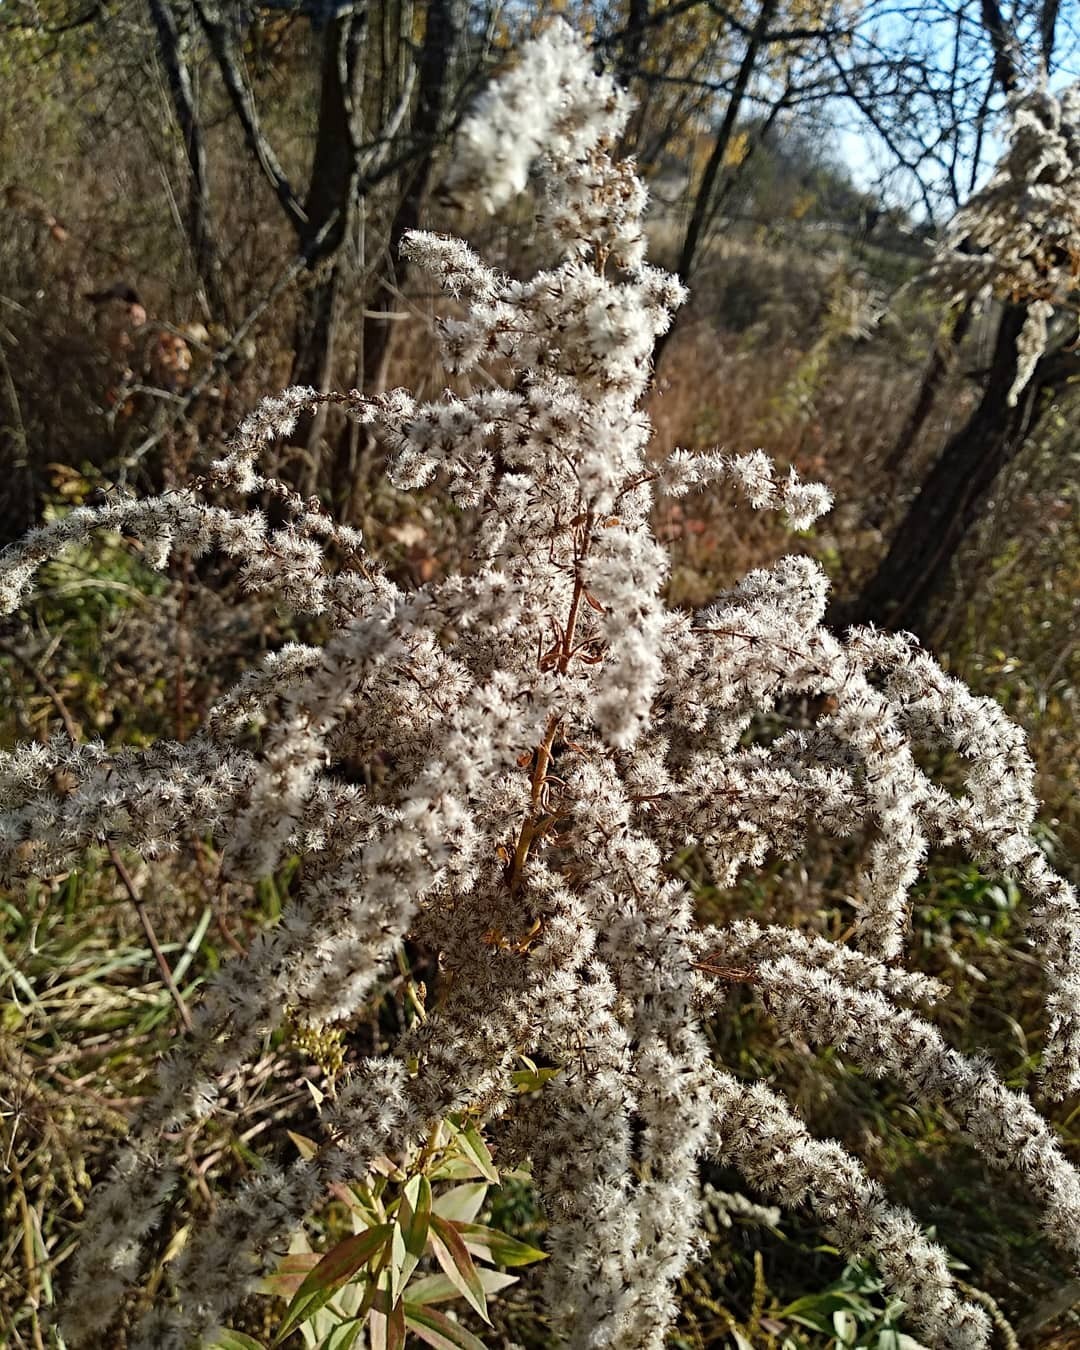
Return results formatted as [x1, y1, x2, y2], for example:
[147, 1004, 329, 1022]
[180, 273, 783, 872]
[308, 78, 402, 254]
[0, 18, 1072, 1350]
[932, 80, 1080, 403]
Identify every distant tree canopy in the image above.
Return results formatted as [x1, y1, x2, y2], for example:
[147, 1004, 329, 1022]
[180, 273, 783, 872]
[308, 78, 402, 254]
[718, 116, 884, 230]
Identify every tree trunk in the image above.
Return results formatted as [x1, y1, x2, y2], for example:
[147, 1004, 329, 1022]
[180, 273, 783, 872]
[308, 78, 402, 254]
[333, 0, 458, 516]
[290, 7, 367, 472]
[358, 0, 453, 397]
[652, 0, 780, 370]
[835, 305, 1050, 635]
[146, 0, 227, 318]
[879, 299, 975, 479]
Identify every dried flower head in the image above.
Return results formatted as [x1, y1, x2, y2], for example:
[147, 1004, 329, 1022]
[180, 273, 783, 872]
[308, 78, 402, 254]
[933, 79, 1080, 403]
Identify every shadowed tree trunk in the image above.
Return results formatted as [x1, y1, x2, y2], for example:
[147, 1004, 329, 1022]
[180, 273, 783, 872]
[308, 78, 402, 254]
[652, 0, 780, 370]
[290, 6, 368, 484]
[357, 0, 455, 401]
[878, 299, 975, 480]
[834, 0, 1067, 636]
[334, 0, 459, 516]
[182, 0, 475, 501]
[835, 306, 1073, 634]
[146, 0, 227, 318]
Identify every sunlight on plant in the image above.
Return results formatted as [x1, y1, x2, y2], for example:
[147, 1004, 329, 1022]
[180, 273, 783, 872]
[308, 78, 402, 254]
[211, 1114, 546, 1350]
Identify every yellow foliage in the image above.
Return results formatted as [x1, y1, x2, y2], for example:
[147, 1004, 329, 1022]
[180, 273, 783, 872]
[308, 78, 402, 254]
[725, 130, 751, 168]
[790, 191, 816, 220]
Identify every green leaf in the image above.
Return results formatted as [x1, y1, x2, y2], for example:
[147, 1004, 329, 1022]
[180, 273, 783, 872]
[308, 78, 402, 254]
[428, 1216, 490, 1324]
[429, 1155, 488, 1182]
[778, 1292, 863, 1335]
[397, 1173, 432, 1288]
[212, 1332, 267, 1350]
[431, 1182, 488, 1224]
[407, 1270, 517, 1307]
[388, 1213, 407, 1308]
[172, 903, 213, 983]
[453, 1222, 547, 1268]
[306, 1224, 393, 1292]
[405, 1302, 489, 1350]
[274, 1285, 337, 1344]
[510, 1066, 561, 1092]
[454, 1123, 499, 1184]
[275, 1224, 392, 1343]
[324, 1321, 366, 1350]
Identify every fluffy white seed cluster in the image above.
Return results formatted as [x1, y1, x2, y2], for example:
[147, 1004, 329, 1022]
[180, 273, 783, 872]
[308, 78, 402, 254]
[2, 21, 1079, 1349]
[933, 80, 1080, 403]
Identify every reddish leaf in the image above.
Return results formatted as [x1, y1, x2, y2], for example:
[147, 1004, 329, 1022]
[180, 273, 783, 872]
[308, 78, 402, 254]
[428, 1215, 490, 1324]
[405, 1302, 489, 1350]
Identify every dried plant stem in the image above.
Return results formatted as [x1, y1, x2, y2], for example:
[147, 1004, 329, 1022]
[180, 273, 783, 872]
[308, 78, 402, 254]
[0, 639, 81, 742]
[509, 712, 562, 896]
[106, 840, 193, 1034]
[1, 640, 194, 1033]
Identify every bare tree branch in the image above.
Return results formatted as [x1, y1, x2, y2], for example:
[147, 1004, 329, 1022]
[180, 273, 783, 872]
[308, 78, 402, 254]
[189, 0, 309, 235]
[145, 0, 226, 315]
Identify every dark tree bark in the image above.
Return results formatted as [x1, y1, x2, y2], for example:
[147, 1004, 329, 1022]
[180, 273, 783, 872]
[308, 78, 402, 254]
[189, 0, 308, 234]
[652, 0, 780, 369]
[980, 0, 1019, 94]
[878, 299, 975, 479]
[334, 0, 459, 515]
[615, 0, 651, 150]
[618, 0, 651, 85]
[185, 0, 472, 493]
[358, 0, 454, 398]
[833, 0, 1074, 634]
[145, 0, 227, 317]
[300, 7, 367, 265]
[288, 6, 369, 484]
[836, 306, 1071, 634]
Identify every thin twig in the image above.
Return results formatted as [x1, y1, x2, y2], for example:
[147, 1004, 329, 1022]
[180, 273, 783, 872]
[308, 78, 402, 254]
[1, 640, 193, 1032]
[0, 641, 81, 742]
[105, 841, 193, 1033]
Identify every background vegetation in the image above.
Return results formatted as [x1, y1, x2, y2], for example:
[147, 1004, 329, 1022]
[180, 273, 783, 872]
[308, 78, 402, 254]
[1, 0, 1078, 1346]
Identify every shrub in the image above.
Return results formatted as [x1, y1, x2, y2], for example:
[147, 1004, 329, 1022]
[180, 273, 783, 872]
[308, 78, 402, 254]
[2, 21, 1079, 1350]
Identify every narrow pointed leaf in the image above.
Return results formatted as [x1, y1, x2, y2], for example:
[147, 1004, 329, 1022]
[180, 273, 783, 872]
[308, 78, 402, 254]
[397, 1173, 432, 1287]
[510, 1066, 561, 1092]
[387, 1212, 407, 1307]
[429, 1155, 486, 1182]
[407, 1270, 517, 1306]
[428, 1215, 490, 1323]
[301, 1223, 392, 1293]
[287, 1130, 319, 1161]
[387, 1296, 407, 1350]
[324, 1321, 366, 1350]
[275, 1224, 391, 1343]
[431, 1182, 488, 1224]
[454, 1124, 498, 1184]
[273, 1287, 337, 1346]
[454, 1222, 548, 1268]
[213, 1332, 267, 1350]
[405, 1302, 489, 1350]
